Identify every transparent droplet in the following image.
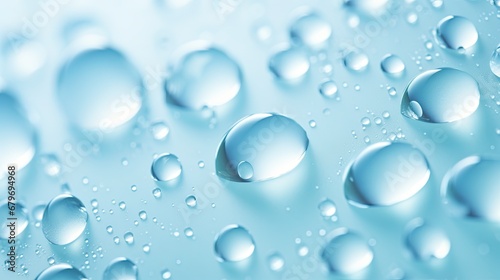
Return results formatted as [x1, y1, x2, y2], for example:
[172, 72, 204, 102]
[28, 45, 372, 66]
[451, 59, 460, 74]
[268, 252, 285, 271]
[47, 257, 55, 265]
[106, 226, 113, 234]
[161, 269, 172, 279]
[319, 80, 338, 99]
[143, 244, 151, 253]
[405, 218, 450, 260]
[435, 16, 478, 51]
[185, 195, 197, 208]
[492, 0, 500, 7]
[214, 224, 255, 262]
[345, 0, 389, 13]
[40, 154, 62, 177]
[0, 201, 28, 239]
[103, 257, 138, 280]
[387, 87, 397, 97]
[139, 210, 147, 221]
[290, 12, 332, 49]
[430, 0, 443, 8]
[322, 228, 373, 274]
[490, 45, 500, 78]
[151, 153, 182, 182]
[309, 120, 317, 128]
[318, 199, 337, 217]
[184, 227, 194, 237]
[345, 142, 430, 207]
[441, 156, 500, 222]
[119, 201, 126, 210]
[361, 117, 371, 126]
[165, 47, 241, 110]
[35, 263, 87, 280]
[2, 39, 47, 78]
[149, 121, 170, 140]
[42, 194, 88, 245]
[269, 47, 310, 80]
[215, 113, 309, 182]
[57, 47, 142, 130]
[198, 161, 205, 168]
[380, 54, 405, 76]
[406, 12, 418, 24]
[401, 68, 480, 123]
[124, 232, 134, 245]
[344, 51, 369, 72]
[0, 94, 36, 178]
[32, 204, 46, 227]
[152, 188, 162, 199]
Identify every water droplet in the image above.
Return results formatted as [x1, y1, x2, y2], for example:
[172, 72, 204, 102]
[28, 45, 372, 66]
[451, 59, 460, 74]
[344, 51, 369, 72]
[298, 245, 309, 256]
[0, 94, 36, 177]
[103, 257, 138, 280]
[57, 47, 142, 130]
[345, 0, 389, 13]
[269, 47, 310, 80]
[322, 228, 373, 274]
[380, 54, 405, 77]
[401, 68, 480, 123]
[309, 120, 317, 128]
[268, 252, 285, 271]
[2, 39, 47, 78]
[492, 0, 500, 7]
[185, 195, 197, 208]
[214, 224, 255, 262]
[0, 202, 28, 239]
[42, 194, 88, 245]
[405, 218, 450, 260]
[150, 121, 170, 140]
[106, 226, 113, 234]
[165, 47, 241, 110]
[361, 117, 371, 126]
[131, 185, 137, 192]
[139, 210, 147, 220]
[47, 257, 55, 265]
[490, 45, 500, 78]
[143, 244, 151, 253]
[345, 142, 430, 207]
[161, 269, 172, 279]
[119, 201, 127, 210]
[198, 161, 205, 168]
[216, 113, 309, 182]
[387, 86, 397, 97]
[406, 12, 418, 24]
[435, 16, 478, 51]
[32, 204, 46, 227]
[113, 236, 120, 244]
[290, 12, 332, 49]
[319, 80, 338, 99]
[35, 263, 87, 280]
[441, 156, 500, 222]
[430, 0, 443, 8]
[124, 232, 135, 245]
[153, 188, 162, 199]
[318, 199, 337, 217]
[40, 154, 62, 177]
[151, 153, 182, 182]
[184, 227, 194, 237]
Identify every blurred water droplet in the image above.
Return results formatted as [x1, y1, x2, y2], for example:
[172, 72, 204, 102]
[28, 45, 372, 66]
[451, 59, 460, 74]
[322, 228, 373, 274]
[40, 154, 62, 177]
[344, 51, 369, 72]
[184, 227, 194, 237]
[0, 201, 28, 239]
[42, 194, 88, 245]
[380, 54, 405, 77]
[2, 39, 47, 78]
[405, 218, 450, 260]
[345, 0, 389, 14]
[103, 257, 138, 280]
[290, 12, 331, 49]
[318, 199, 337, 217]
[435, 16, 478, 51]
[214, 224, 255, 262]
[269, 47, 310, 80]
[268, 252, 285, 271]
[151, 153, 182, 182]
[319, 80, 338, 99]
[345, 142, 430, 207]
[216, 113, 309, 182]
[401, 68, 480, 123]
[35, 263, 87, 280]
[490, 45, 500, 78]
[161, 269, 172, 279]
[441, 156, 500, 222]
[149, 121, 170, 140]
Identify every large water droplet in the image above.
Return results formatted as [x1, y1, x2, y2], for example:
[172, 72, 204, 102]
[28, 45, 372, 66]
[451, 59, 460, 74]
[165, 47, 241, 110]
[214, 224, 255, 262]
[151, 153, 182, 182]
[405, 218, 450, 260]
[322, 228, 373, 274]
[345, 0, 389, 13]
[435, 16, 478, 51]
[57, 47, 142, 130]
[490, 45, 500, 78]
[345, 142, 430, 207]
[0, 201, 28, 239]
[290, 13, 332, 49]
[269, 47, 310, 80]
[344, 51, 369, 72]
[216, 113, 309, 182]
[35, 263, 87, 280]
[401, 68, 480, 123]
[0, 93, 36, 178]
[380, 54, 405, 77]
[103, 257, 138, 280]
[441, 156, 500, 222]
[42, 194, 88, 245]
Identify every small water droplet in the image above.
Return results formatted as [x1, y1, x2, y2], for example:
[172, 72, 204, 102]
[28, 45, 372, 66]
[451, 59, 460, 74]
[124, 232, 134, 245]
[269, 47, 310, 80]
[153, 188, 162, 199]
[143, 244, 151, 253]
[198, 161, 205, 168]
[435, 16, 478, 51]
[139, 210, 147, 221]
[309, 120, 317, 128]
[380, 54, 405, 77]
[103, 257, 138, 280]
[184, 227, 194, 237]
[344, 51, 369, 72]
[318, 199, 337, 217]
[151, 153, 182, 182]
[268, 252, 285, 271]
[150, 121, 170, 140]
[361, 117, 371, 126]
[161, 269, 172, 279]
[290, 12, 332, 49]
[119, 201, 126, 210]
[40, 154, 62, 177]
[319, 80, 338, 99]
[47, 257, 55, 265]
[214, 224, 255, 262]
[106, 226, 113, 234]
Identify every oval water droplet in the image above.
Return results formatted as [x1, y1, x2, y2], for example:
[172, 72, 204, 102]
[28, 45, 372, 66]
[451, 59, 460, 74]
[380, 54, 405, 77]
[103, 257, 138, 280]
[0, 201, 28, 239]
[269, 47, 310, 80]
[40, 154, 62, 177]
[150, 121, 170, 140]
[35, 263, 87, 280]
[345, 0, 389, 14]
[344, 51, 369, 72]
[435, 16, 478, 51]
[216, 113, 309, 182]
[268, 252, 285, 271]
[441, 156, 500, 222]
[290, 13, 332, 49]
[185, 195, 197, 208]
[318, 199, 337, 217]
[57, 47, 142, 130]
[214, 224, 255, 262]
[401, 68, 480, 123]
[165, 47, 241, 110]
[42, 194, 88, 245]
[151, 153, 182, 182]
[345, 142, 430, 207]
[490, 45, 500, 78]
[322, 228, 373, 274]
[319, 80, 338, 99]
[124, 232, 135, 245]
[405, 218, 450, 260]
[0, 93, 36, 177]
